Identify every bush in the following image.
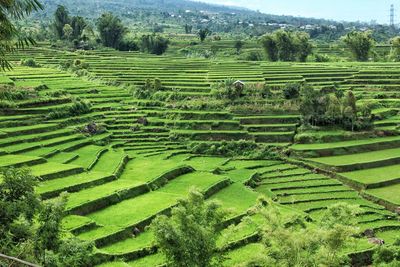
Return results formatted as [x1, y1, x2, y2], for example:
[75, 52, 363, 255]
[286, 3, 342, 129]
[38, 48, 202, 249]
[118, 38, 139, 51]
[60, 59, 89, 72]
[0, 100, 16, 110]
[212, 78, 243, 101]
[314, 53, 331, 62]
[131, 78, 164, 99]
[373, 239, 400, 266]
[152, 89, 185, 102]
[45, 90, 68, 98]
[0, 86, 35, 101]
[46, 100, 91, 119]
[190, 140, 280, 159]
[21, 58, 40, 68]
[246, 83, 273, 99]
[299, 85, 373, 131]
[140, 35, 169, 55]
[283, 83, 301, 99]
[241, 51, 263, 61]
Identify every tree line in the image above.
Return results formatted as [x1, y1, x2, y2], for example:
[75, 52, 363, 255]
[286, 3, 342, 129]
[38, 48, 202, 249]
[51, 5, 169, 54]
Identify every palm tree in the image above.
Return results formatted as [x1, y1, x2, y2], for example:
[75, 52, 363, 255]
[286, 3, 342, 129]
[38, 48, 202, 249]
[0, 0, 43, 70]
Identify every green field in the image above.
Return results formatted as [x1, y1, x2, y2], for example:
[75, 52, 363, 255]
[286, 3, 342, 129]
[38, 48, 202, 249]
[1, 43, 400, 266]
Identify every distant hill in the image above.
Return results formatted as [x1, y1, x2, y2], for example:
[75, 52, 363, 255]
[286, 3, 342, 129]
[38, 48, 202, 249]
[36, 0, 346, 26]
[30, 0, 374, 38]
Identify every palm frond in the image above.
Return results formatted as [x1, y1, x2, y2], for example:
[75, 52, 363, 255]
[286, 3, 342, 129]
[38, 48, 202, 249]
[0, 0, 43, 71]
[2, 0, 43, 19]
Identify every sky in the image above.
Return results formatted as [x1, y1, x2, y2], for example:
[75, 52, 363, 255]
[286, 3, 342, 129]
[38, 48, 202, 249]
[197, 0, 397, 24]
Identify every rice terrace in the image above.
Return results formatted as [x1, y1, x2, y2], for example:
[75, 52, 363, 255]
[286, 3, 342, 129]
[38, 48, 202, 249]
[1, 0, 400, 266]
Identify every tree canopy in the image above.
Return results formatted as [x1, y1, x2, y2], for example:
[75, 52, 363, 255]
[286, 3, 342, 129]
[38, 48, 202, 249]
[342, 31, 374, 61]
[96, 12, 126, 49]
[260, 30, 312, 62]
[151, 189, 226, 267]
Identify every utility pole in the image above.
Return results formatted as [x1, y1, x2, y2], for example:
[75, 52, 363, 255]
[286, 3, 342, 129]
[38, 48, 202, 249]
[390, 4, 395, 27]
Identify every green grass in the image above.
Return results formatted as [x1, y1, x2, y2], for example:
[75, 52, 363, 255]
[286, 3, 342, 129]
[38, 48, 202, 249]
[376, 230, 400, 244]
[128, 254, 166, 267]
[62, 215, 94, 231]
[367, 184, 400, 205]
[341, 164, 400, 185]
[0, 154, 42, 168]
[100, 231, 154, 254]
[4, 53, 400, 267]
[68, 145, 106, 169]
[185, 156, 228, 172]
[210, 183, 259, 216]
[47, 152, 78, 164]
[159, 171, 225, 195]
[0, 123, 57, 135]
[223, 243, 265, 266]
[90, 149, 126, 174]
[311, 147, 400, 166]
[87, 191, 178, 228]
[30, 162, 83, 177]
[86, 172, 223, 228]
[37, 171, 113, 195]
[0, 75, 14, 84]
[291, 135, 400, 151]
[97, 262, 130, 267]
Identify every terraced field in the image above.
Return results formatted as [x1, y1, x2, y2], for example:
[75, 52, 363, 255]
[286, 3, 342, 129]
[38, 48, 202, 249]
[1, 45, 400, 265]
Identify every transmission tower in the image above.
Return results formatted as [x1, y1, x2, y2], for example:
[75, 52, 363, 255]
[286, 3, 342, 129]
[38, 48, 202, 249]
[390, 4, 395, 27]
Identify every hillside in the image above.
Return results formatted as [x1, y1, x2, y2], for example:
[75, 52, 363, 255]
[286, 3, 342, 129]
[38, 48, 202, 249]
[2, 0, 400, 265]
[1, 43, 399, 265]
[35, 0, 351, 29]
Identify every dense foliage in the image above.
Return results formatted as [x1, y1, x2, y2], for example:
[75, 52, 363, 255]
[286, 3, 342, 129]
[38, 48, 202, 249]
[0, 167, 94, 266]
[299, 84, 373, 131]
[140, 34, 169, 55]
[96, 12, 127, 49]
[260, 30, 312, 62]
[212, 78, 244, 101]
[46, 99, 91, 119]
[152, 189, 226, 267]
[240, 201, 361, 267]
[342, 31, 374, 61]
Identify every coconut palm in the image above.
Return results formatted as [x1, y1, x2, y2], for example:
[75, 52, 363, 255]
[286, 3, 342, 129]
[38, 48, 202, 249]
[0, 0, 43, 70]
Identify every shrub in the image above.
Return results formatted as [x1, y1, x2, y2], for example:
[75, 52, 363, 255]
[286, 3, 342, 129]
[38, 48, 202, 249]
[151, 189, 225, 267]
[342, 31, 374, 61]
[299, 85, 373, 131]
[21, 58, 40, 68]
[131, 78, 164, 99]
[283, 83, 301, 99]
[152, 89, 185, 102]
[0, 100, 16, 110]
[373, 238, 400, 266]
[0, 86, 35, 101]
[45, 90, 68, 98]
[190, 140, 280, 159]
[60, 59, 89, 72]
[46, 100, 91, 119]
[212, 78, 243, 101]
[140, 35, 169, 55]
[314, 53, 331, 62]
[118, 38, 139, 51]
[241, 51, 263, 61]
[260, 30, 312, 62]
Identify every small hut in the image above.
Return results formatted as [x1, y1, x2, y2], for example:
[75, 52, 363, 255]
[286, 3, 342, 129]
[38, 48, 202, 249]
[233, 80, 245, 91]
